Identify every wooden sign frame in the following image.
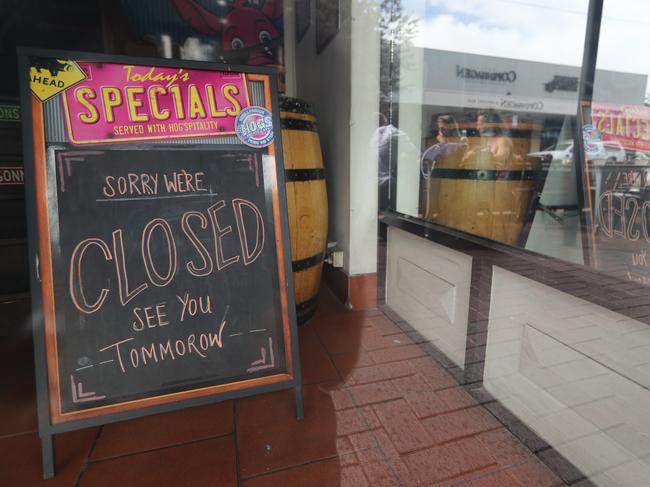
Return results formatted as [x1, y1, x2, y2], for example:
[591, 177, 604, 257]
[18, 48, 303, 479]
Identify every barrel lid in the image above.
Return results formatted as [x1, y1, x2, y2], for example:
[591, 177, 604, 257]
[279, 96, 313, 115]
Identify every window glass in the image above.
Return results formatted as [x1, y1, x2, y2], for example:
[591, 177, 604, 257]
[587, 0, 650, 286]
[392, 0, 591, 264]
[384, 3, 650, 486]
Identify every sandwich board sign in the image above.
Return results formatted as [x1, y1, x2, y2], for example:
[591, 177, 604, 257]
[18, 48, 302, 478]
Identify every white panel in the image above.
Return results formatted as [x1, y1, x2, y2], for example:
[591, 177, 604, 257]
[396, 257, 456, 323]
[395, 45, 425, 217]
[349, 1, 380, 275]
[485, 266, 650, 486]
[386, 227, 472, 368]
[295, 0, 351, 272]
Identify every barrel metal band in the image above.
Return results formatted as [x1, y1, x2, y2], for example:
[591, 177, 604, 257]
[296, 293, 320, 313]
[285, 168, 325, 182]
[279, 98, 312, 115]
[431, 168, 537, 181]
[292, 251, 325, 272]
[281, 118, 317, 132]
[280, 111, 316, 123]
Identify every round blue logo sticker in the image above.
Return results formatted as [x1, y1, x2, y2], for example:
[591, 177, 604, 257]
[582, 124, 602, 156]
[235, 106, 274, 148]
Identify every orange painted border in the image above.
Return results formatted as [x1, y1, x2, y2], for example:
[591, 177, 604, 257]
[33, 73, 296, 425]
[32, 97, 62, 424]
[248, 73, 294, 379]
[579, 101, 599, 267]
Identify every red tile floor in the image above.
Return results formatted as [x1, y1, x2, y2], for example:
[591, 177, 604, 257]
[0, 286, 566, 486]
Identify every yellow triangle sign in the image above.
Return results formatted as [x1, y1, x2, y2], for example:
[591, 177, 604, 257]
[29, 58, 87, 102]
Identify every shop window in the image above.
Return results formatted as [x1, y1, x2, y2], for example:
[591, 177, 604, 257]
[388, 0, 591, 264]
[382, 2, 650, 485]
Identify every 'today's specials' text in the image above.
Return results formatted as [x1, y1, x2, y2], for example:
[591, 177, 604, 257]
[63, 63, 251, 144]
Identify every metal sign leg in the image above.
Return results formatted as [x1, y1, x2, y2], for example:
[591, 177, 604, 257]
[294, 385, 304, 421]
[41, 434, 55, 479]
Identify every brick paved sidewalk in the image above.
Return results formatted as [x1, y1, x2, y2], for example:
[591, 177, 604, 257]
[0, 287, 565, 486]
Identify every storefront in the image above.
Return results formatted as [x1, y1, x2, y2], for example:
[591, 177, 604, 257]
[2, 0, 650, 485]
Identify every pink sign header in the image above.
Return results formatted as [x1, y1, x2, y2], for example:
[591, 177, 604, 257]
[591, 102, 650, 152]
[62, 62, 250, 145]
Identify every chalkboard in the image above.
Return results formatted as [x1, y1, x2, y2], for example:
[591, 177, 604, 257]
[589, 164, 650, 285]
[580, 102, 650, 287]
[51, 147, 288, 414]
[19, 49, 301, 478]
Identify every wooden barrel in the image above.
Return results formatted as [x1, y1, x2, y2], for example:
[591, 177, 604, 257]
[280, 97, 328, 325]
[427, 131, 539, 245]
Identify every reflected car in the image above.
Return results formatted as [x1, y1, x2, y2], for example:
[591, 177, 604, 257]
[528, 140, 574, 169]
[528, 140, 627, 166]
[630, 151, 650, 164]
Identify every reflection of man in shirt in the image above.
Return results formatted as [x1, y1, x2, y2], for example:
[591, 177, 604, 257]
[371, 112, 419, 214]
[421, 115, 467, 176]
[372, 113, 417, 187]
[420, 115, 468, 220]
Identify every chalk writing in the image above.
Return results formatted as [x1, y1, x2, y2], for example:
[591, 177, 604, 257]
[70, 376, 105, 403]
[598, 191, 648, 241]
[100, 170, 207, 198]
[247, 337, 275, 373]
[100, 315, 227, 373]
[632, 250, 648, 268]
[592, 165, 650, 289]
[177, 293, 212, 322]
[132, 303, 169, 332]
[68, 198, 265, 314]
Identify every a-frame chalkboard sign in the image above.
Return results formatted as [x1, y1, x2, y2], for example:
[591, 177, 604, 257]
[18, 48, 303, 479]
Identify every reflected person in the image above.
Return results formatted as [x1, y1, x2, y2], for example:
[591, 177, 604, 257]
[421, 115, 467, 220]
[464, 110, 514, 166]
[421, 114, 467, 177]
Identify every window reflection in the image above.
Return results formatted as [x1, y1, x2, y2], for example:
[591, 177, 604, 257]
[399, 44, 598, 255]
[421, 108, 535, 245]
[384, 1, 650, 486]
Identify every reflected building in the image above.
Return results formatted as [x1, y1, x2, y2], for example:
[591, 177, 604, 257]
[399, 48, 647, 263]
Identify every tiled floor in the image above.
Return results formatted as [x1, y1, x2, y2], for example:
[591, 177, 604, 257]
[0, 286, 566, 486]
